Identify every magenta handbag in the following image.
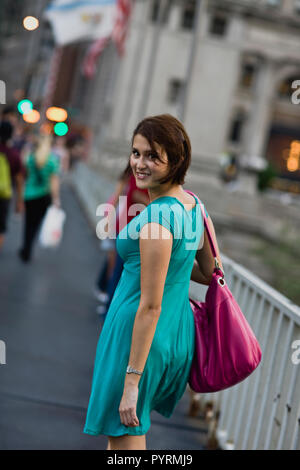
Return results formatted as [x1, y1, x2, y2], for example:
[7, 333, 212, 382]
[186, 190, 262, 393]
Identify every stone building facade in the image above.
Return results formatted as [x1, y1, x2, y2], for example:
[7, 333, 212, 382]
[1, 0, 300, 182]
[105, 0, 300, 179]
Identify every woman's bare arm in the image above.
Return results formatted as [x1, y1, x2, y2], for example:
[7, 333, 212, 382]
[123, 222, 173, 388]
[50, 174, 60, 207]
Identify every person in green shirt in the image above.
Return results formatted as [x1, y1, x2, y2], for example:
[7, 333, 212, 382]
[18, 134, 60, 263]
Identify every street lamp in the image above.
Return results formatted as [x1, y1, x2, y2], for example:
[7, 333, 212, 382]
[23, 16, 39, 31]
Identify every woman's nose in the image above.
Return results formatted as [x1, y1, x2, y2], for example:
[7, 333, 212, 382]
[136, 156, 147, 169]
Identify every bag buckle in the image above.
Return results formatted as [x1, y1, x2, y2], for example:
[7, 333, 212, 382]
[215, 257, 225, 277]
[218, 277, 226, 287]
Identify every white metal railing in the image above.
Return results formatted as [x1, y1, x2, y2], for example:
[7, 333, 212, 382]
[189, 253, 300, 450]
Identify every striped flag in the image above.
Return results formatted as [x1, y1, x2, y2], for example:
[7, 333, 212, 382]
[45, 0, 116, 46]
[111, 0, 132, 56]
[82, 0, 132, 78]
[82, 36, 110, 78]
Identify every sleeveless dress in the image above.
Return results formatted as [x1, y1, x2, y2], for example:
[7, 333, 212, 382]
[83, 194, 209, 437]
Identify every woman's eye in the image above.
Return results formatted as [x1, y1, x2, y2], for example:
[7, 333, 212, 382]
[132, 150, 139, 156]
[148, 153, 158, 160]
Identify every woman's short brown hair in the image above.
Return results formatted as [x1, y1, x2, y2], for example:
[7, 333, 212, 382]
[131, 114, 191, 185]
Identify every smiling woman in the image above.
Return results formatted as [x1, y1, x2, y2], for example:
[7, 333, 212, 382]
[131, 114, 191, 188]
[83, 114, 223, 450]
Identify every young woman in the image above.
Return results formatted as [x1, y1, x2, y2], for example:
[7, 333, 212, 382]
[19, 134, 60, 262]
[83, 114, 224, 450]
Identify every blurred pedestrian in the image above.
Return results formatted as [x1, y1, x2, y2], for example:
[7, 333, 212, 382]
[18, 134, 60, 263]
[219, 151, 241, 192]
[94, 167, 130, 306]
[66, 135, 85, 170]
[1, 105, 18, 128]
[51, 135, 70, 176]
[84, 114, 224, 450]
[1, 105, 31, 154]
[96, 162, 149, 319]
[0, 121, 24, 251]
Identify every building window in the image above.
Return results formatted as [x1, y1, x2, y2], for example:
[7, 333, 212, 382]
[209, 15, 228, 37]
[181, 0, 196, 30]
[228, 111, 246, 143]
[1, 0, 24, 37]
[266, 0, 282, 7]
[294, 0, 300, 14]
[168, 78, 183, 104]
[150, 0, 159, 22]
[150, 0, 173, 24]
[239, 58, 259, 89]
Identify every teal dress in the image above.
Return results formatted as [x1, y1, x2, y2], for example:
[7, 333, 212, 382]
[24, 153, 59, 200]
[83, 194, 208, 437]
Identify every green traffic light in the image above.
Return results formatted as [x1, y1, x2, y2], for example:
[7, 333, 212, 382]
[17, 99, 33, 114]
[54, 122, 68, 136]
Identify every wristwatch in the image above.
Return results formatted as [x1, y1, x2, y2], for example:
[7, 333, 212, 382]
[126, 365, 143, 376]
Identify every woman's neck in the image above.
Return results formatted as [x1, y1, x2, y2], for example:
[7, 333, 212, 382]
[148, 185, 186, 203]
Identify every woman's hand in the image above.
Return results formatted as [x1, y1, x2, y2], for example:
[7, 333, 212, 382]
[52, 197, 61, 208]
[119, 384, 140, 427]
[15, 198, 24, 214]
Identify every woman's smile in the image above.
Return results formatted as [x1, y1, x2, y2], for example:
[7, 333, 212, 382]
[136, 172, 150, 180]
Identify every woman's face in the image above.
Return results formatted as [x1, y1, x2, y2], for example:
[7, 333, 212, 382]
[130, 134, 170, 190]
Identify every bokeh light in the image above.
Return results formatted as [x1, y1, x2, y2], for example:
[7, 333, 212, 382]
[23, 109, 40, 124]
[46, 107, 68, 122]
[17, 99, 33, 115]
[54, 122, 69, 136]
[23, 16, 39, 31]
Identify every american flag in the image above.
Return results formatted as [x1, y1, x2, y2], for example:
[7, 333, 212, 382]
[82, 0, 132, 79]
[111, 0, 132, 56]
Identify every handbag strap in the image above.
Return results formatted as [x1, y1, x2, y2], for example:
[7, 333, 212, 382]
[184, 189, 223, 273]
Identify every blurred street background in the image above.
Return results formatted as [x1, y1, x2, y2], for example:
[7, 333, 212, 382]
[0, 0, 300, 450]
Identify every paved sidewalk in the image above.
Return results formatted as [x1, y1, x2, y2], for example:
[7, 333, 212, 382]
[0, 183, 206, 450]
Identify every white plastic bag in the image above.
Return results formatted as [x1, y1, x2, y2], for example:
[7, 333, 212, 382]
[39, 205, 66, 248]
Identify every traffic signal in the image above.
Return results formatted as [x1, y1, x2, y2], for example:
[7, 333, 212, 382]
[54, 122, 68, 136]
[17, 99, 33, 114]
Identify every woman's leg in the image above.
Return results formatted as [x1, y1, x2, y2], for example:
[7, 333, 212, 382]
[96, 257, 109, 292]
[20, 195, 51, 260]
[107, 434, 146, 450]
